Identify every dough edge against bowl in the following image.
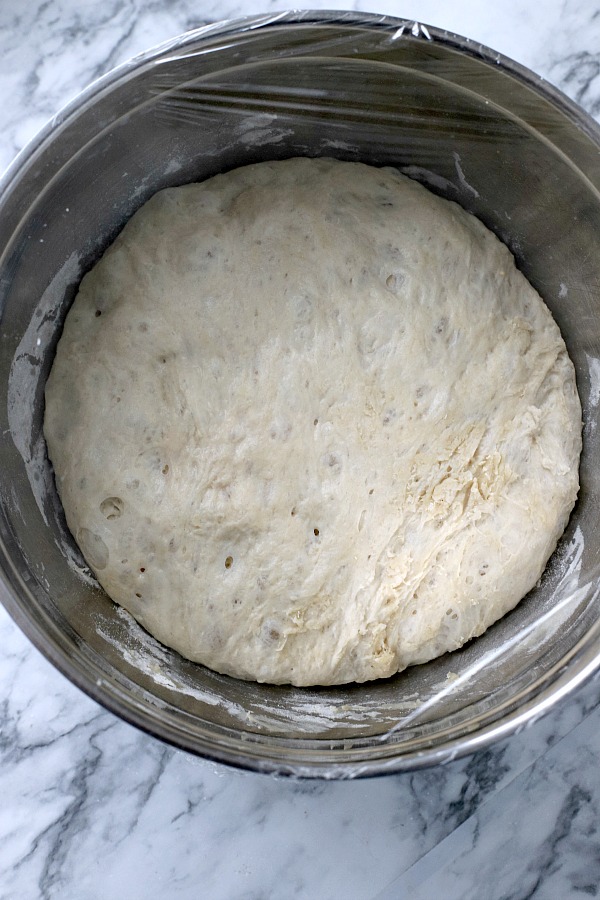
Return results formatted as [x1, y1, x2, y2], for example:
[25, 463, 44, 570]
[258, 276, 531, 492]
[43, 157, 583, 687]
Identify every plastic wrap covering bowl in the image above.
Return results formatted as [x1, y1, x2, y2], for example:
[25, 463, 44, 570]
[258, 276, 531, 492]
[1, 11, 600, 778]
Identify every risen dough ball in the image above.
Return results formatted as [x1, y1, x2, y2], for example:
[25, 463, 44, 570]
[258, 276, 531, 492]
[44, 158, 582, 686]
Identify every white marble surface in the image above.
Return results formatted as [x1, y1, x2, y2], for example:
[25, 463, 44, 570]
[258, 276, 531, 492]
[3, 1, 600, 897]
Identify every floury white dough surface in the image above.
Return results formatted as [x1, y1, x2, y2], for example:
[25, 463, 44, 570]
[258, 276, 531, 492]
[43, 157, 582, 686]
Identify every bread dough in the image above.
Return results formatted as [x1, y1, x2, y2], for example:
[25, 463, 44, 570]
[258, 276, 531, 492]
[44, 157, 582, 686]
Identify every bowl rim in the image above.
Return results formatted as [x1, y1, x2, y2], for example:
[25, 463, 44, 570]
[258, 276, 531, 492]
[2, 8, 600, 778]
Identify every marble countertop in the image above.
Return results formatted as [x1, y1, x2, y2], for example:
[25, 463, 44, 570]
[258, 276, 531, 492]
[3, 1, 600, 897]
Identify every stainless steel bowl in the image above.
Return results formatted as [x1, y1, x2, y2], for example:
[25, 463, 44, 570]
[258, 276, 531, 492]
[2, 11, 600, 778]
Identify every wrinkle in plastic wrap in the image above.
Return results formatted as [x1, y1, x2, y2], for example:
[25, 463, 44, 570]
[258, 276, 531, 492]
[2, 11, 600, 777]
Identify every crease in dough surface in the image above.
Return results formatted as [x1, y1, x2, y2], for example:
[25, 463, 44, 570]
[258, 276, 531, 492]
[44, 157, 582, 686]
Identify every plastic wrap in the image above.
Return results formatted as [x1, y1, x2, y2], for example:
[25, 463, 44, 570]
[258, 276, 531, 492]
[2, 11, 600, 777]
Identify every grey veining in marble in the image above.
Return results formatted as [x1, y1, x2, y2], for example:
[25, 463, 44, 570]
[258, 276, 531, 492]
[3, 2, 600, 898]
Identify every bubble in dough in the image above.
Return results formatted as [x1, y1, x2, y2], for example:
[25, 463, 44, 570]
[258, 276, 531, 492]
[44, 157, 582, 686]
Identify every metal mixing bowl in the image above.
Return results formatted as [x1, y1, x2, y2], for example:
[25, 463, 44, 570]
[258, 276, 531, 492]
[2, 11, 600, 778]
